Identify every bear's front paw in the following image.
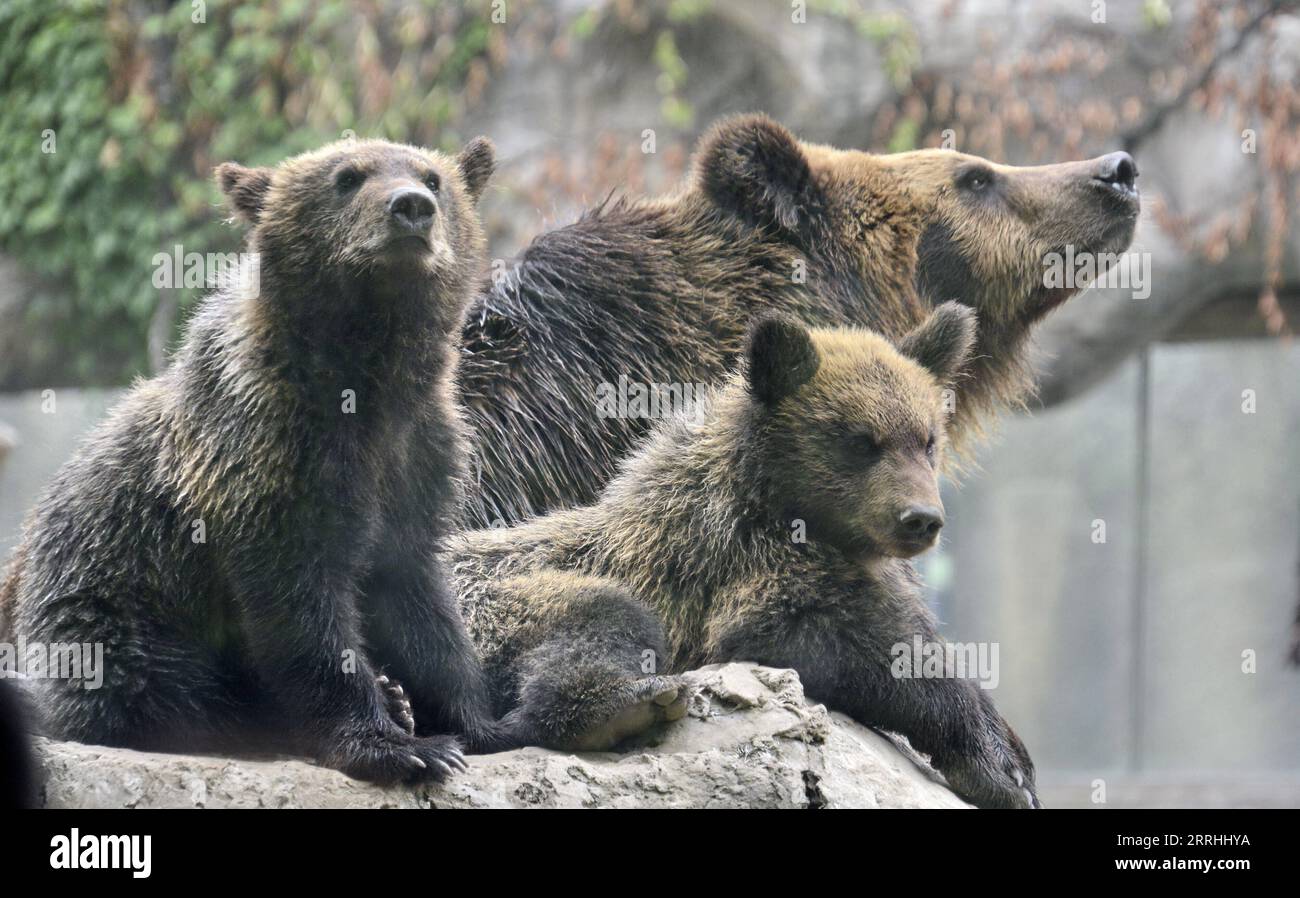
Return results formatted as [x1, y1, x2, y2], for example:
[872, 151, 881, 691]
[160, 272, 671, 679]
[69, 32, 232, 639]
[997, 753, 1041, 809]
[944, 757, 1037, 809]
[324, 727, 467, 786]
[943, 723, 1041, 809]
[1002, 723, 1042, 809]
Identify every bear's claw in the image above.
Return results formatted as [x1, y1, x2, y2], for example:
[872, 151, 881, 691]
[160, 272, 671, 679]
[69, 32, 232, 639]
[378, 673, 416, 736]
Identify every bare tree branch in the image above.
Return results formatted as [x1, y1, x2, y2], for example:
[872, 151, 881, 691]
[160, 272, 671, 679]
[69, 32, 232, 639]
[1121, 0, 1296, 152]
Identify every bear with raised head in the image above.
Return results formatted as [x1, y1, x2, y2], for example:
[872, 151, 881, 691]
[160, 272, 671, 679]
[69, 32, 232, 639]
[0, 136, 503, 784]
[452, 302, 1040, 809]
[460, 113, 1139, 526]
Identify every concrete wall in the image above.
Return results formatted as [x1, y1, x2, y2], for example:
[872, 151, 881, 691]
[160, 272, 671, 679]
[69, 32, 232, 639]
[933, 338, 1300, 806]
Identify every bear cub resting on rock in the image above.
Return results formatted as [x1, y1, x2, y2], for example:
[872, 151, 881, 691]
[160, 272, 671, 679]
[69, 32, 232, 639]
[451, 302, 1039, 808]
[0, 137, 504, 784]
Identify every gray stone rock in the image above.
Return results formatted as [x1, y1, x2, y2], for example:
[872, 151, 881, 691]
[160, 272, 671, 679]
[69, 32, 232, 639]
[33, 663, 969, 809]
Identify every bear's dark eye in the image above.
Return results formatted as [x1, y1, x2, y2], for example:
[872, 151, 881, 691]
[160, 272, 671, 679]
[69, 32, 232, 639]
[925, 434, 937, 463]
[335, 168, 365, 193]
[957, 166, 994, 193]
[424, 172, 441, 193]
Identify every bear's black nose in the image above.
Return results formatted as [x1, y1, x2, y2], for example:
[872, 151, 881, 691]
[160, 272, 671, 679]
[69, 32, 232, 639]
[389, 188, 436, 235]
[898, 505, 944, 541]
[1094, 151, 1138, 191]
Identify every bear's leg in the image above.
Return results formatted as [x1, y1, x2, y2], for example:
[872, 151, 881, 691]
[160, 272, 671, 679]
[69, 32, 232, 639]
[362, 562, 512, 754]
[21, 588, 246, 752]
[706, 579, 1039, 809]
[832, 667, 1041, 809]
[222, 545, 469, 784]
[489, 573, 687, 751]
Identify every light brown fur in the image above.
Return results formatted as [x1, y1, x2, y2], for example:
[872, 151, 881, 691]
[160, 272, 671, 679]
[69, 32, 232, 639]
[452, 306, 1040, 807]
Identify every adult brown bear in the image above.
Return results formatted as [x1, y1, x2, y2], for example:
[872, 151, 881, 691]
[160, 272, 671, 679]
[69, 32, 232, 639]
[459, 113, 1139, 526]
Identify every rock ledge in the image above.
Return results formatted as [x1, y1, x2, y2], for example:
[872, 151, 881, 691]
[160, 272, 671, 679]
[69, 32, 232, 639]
[34, 663, 969, 809]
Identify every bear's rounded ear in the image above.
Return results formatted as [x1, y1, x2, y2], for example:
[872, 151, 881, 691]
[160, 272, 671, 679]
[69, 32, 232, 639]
[696, 113, 819, 234]
[897, 301, 977, 384]
[746, 315, 821, 406]
[215, 163, 273, 225]
[456, 137, 495, 202]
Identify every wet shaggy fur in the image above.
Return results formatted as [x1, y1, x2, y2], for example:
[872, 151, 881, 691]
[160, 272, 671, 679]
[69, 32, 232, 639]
[0, 137, 504, 785]
[460, 112, 1140, 526]
[451, 304, 1040, 809]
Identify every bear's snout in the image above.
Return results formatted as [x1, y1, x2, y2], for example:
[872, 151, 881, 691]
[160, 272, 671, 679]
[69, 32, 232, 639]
[896, 504, 944, 547]
[1091, 151, 1138, 197]
[389, 187, 436, 236]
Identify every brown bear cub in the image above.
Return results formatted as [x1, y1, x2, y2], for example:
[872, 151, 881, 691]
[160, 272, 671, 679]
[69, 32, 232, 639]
[452, 302, 1040, 808]
[460, 113, 1140, 526]
[0, 137, 504, 784]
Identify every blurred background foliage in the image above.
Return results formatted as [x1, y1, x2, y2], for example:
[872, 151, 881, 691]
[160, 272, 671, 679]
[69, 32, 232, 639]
[1, 0, 1294, 391]
[0, 0, 499, 385]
